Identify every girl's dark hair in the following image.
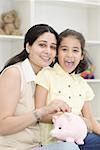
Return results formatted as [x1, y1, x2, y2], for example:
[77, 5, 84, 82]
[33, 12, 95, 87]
[57, 29, 89, 74]
[1, 24, 58, 73]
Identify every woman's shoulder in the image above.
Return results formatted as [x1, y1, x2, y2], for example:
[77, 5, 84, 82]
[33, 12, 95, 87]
[0, 65, 21, 80]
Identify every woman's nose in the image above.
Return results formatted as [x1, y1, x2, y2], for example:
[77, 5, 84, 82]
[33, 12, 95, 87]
[46, 46, 51, 54]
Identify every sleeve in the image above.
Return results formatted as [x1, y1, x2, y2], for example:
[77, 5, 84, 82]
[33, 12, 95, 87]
[35, 67, 51, 91]
[81, 78, 95, 101]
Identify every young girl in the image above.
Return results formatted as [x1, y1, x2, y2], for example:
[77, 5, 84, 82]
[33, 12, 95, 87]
[35, 29, 100, 149]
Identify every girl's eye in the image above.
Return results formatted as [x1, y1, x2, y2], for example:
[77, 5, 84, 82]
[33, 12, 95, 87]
[73, 49, 79, 52]
[62, 48, 68, 51]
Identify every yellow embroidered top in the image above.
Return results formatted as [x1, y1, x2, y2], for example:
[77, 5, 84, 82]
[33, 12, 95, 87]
[35, 63, 95, 145]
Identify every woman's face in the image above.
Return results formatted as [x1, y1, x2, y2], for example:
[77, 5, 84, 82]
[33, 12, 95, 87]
[58, 36, 83, 73]
[27, 32, 57, 73]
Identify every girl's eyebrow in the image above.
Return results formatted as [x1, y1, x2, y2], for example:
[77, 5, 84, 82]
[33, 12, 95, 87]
[60, 45, 80, 49]
[59, 45, 68, 48]
[73, 47, 80, 49]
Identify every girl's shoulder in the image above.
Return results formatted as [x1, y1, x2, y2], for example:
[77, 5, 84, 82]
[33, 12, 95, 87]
[75, 74, 88, 84]
[38, 66, 54, 75]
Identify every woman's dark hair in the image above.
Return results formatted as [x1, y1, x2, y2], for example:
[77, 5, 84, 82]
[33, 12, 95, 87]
[57, 29, 89, 74]
[0, 24, 58, 73]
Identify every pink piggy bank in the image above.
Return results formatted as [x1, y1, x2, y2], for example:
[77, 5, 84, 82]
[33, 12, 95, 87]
[50, 112, 87, 145]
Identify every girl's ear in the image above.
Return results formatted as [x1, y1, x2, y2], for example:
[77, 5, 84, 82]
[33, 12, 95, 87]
[26, 43, 30, 53]
[81, 50, 86, 60]
[81, 55, 84, 60]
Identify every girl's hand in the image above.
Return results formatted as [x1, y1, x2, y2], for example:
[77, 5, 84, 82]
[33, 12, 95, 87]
[35, 100, 72, 121]
[47, 99, 72, 114]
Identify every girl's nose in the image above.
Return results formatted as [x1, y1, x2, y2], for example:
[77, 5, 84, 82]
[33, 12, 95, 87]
[67, 49, 73, 57]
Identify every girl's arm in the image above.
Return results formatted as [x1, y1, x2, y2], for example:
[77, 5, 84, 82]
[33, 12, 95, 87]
[81, 101, 100, 135]
[35, 84, 47, 109]
[35, 84, 54, 123]
[35, 84, 71, 123]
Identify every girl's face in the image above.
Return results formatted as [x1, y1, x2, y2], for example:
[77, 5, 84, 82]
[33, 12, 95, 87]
[27, 32, 57, 73]
[58, 36, 83, 73]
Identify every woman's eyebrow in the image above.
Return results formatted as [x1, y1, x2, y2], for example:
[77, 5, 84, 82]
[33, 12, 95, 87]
[38, 40, 57, 45]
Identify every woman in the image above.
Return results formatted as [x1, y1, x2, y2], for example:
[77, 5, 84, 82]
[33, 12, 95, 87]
[0, 24, 79, 150]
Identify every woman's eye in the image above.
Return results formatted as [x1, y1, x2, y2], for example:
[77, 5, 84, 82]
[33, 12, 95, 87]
[51, 45, 56, 50]
[39, 43, 46, 47]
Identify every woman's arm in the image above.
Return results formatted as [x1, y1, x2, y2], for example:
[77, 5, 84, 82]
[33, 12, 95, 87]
[0, 67, 72, 135]
[0, 68, 37, 135]
[81, 101, 100, 135]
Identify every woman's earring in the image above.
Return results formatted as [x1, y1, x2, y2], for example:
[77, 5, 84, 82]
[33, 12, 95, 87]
[26, 48, 29, 54]
[26, 43, 30, 54]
